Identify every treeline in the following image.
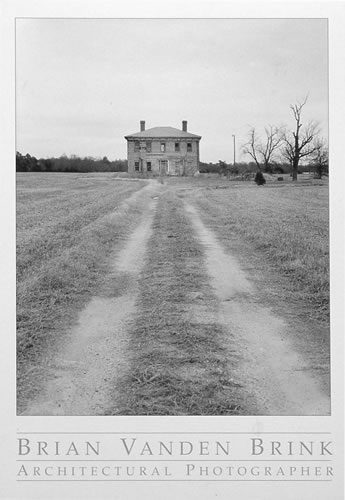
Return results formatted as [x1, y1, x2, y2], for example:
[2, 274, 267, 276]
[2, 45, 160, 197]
[16, 153, 128, 173]
[199, 161, 291, 175]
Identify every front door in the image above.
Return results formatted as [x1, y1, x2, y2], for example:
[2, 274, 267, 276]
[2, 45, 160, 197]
[175, 160, 183, 176]
[169, 161, 177, 176]
[159, 160, 168, 175]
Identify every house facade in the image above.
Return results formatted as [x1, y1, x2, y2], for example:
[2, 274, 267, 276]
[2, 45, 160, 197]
[125, 121, 201, 176]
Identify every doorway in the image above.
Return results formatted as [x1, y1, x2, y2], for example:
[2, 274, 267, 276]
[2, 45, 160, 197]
[159, 160, 168, 175]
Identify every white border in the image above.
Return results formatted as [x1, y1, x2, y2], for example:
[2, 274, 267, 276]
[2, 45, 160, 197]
[1, 2, 344, 499]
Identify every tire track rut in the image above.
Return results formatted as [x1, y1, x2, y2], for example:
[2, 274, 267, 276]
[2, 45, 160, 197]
[185, 201, 330, 416]
[21, 183, 159, 415]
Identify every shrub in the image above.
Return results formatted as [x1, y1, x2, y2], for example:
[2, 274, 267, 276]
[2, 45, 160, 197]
[254, 171, 266, 186]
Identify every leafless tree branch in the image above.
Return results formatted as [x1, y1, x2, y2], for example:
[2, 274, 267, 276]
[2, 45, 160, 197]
[242, 128, 262, 171]
[242, 125, 284, 172]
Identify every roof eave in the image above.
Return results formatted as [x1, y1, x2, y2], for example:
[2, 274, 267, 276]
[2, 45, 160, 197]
[125, 135, 202, 140]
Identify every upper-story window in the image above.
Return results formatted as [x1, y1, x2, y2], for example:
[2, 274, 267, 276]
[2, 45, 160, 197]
[160, 143, 166, 152]
[187, 143, 192, 152]
[175, 143, 180, 152]
[146, 142, 152, 153]
[134, 141, 140, 152]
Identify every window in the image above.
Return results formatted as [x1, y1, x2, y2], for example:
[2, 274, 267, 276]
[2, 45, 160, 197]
[187, 143, 192, 152]
[175, 142, 180, 152]
[146, 142, 152, 153]
[134, 141, 140, 152]
[147, 162, 152, 172]
[160, 142, 166, 152]
[135, 162, 139, 171]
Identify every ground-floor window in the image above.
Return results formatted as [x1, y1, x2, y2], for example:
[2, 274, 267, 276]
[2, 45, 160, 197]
[135, 161, 139, 171]
[147, 161, 152, 171]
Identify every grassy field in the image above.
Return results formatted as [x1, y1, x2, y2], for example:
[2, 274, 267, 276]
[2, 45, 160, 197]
[17, 173, 329, 415]
[189, 181, 329, 321]
[16, 173, 147, 409]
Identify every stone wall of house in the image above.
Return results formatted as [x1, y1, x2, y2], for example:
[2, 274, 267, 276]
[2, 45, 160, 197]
[127, 138, 200, 175]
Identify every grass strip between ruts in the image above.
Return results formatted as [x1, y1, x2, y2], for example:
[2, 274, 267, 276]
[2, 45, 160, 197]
[113, 191, 242, 416]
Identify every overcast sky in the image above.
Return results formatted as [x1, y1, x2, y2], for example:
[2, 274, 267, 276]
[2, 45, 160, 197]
[16, 18, 328, 163]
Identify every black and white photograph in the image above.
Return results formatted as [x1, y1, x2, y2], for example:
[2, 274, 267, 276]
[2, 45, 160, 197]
[16, 17, 330, 417]
[1, 2, 344, 499]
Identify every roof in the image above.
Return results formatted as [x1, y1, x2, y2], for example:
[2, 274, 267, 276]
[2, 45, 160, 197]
[125, 126, 201, 140]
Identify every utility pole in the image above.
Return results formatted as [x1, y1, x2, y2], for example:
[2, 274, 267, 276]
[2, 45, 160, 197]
[232, 134, 236, 168]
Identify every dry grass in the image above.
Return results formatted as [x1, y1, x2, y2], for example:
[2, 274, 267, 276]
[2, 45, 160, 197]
[190, 182, 329, 321]
[112, 191, 242, 416]
[17, 173, 148, 410]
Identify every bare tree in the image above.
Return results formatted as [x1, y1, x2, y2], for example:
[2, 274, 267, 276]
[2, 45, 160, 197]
[242, 126, 283, 172]
[242, 128, 262, 171]
[258, 125, 284, 172]
[282, 96, 320, 181]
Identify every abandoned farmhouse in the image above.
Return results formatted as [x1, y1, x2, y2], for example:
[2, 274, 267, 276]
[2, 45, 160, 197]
[125, 121, 201, 176]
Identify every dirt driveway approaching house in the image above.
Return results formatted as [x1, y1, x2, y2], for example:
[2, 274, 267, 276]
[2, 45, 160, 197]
[17, 175, 330, 416]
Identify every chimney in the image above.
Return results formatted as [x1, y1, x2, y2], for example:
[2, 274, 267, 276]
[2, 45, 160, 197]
[182, 120, 187, 132]
[140, 120, 145, 132]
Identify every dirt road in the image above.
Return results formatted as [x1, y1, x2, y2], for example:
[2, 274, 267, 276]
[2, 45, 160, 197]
[22, 181, 330, 416]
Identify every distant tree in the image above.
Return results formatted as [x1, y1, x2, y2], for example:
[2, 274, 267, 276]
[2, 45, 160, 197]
[199, 161, 210, 173]
[17, 153, 39, 171]
[310, 138, 329, 178]
[242, 129, 261, 171]
[272, 165, 285, 174]
[112, 159, 127, 172]
[45, 159, 52, 172]
[218, 160, 230, 177]
[16, 152, 26, 171]
[282, 96, 320, 181]
[242, 126, 283, 173]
